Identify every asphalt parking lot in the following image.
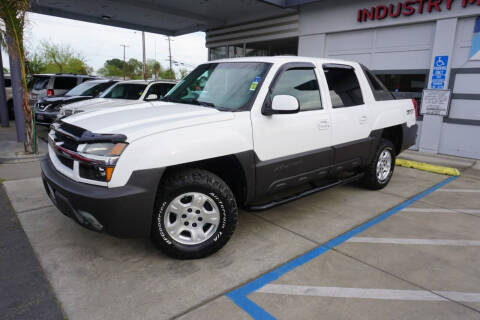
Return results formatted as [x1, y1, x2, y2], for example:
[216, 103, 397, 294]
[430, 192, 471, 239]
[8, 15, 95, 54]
[2, 152, 480, 319]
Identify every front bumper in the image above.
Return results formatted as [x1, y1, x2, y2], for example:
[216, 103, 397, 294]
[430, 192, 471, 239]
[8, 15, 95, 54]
[41, 156, 164, 238]
[35, 110, 58, 126]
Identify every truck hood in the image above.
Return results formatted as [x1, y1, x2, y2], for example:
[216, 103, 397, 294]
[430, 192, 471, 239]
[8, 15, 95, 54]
[62, 98, 141, 111]
[62, 101, 235, 142]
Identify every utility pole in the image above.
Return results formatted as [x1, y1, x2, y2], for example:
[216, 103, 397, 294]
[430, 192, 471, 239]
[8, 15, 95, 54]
[167, 36, 173, 79]
[120, 44, 128, 80]
[142, 31, 146, 80]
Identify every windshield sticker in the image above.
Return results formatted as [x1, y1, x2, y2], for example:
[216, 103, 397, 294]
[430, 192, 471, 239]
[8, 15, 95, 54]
[249, 76, 261, 91]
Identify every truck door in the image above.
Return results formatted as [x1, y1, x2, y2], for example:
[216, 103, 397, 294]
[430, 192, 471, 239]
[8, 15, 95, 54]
[251, 62, 333, 196]
[321, 64, 373, 165]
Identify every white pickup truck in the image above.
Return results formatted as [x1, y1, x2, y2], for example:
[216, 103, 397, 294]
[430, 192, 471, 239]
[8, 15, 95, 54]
[41, 56, 418, 259]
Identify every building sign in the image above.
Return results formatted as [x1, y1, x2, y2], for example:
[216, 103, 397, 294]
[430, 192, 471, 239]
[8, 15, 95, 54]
[357, 0, 480, 23]
[430, 55, 449, 89]
[470, 16, 480, 60]
[421, 89, 452, 116]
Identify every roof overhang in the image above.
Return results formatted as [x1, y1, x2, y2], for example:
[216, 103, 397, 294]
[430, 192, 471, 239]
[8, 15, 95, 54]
[28, 0, 308, 36]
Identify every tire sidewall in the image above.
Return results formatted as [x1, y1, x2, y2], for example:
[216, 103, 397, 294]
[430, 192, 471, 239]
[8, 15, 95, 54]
[154, 184, 232, 255]
[375, 144, 395, 186]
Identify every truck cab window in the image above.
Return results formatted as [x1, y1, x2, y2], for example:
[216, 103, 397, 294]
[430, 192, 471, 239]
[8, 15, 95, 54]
[362, 66, 394, 101]
[271, 68, 322, 111]
[323, 66, 364, 108]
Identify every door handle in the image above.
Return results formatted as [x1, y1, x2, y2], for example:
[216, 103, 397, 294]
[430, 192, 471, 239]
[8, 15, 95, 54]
[359, 116, 368, 124]
[317, 120, 330, 130]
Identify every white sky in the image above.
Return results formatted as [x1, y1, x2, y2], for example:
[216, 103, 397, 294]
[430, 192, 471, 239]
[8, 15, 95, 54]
[2, 12, 208, 74]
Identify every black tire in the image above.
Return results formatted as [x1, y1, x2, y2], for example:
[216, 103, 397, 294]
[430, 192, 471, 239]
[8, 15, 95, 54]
[362, 139, 396, 190]
[152, 168, 238, 259]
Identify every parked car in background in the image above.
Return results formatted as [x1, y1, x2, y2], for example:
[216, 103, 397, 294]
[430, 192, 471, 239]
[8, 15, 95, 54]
[29, 73, 99, 106]
[58, 79, 177, 118]
[34, 79, 118, 126]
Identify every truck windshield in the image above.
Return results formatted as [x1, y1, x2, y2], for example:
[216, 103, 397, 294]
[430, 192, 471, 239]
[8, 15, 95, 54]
[164, 62, 271, 111]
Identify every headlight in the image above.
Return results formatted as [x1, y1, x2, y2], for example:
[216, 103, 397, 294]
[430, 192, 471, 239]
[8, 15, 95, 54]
[81, 142, 127, 157]
[52, 104, 62, 111]
[76, 142, 128, 182]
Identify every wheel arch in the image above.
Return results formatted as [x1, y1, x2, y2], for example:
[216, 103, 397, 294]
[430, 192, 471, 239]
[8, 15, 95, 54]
[161, 151, 255, 207]
[380, 125, 403, 155]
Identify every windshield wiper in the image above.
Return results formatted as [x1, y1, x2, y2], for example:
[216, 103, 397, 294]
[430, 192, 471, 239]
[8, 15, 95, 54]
[194, 100, 216, 108]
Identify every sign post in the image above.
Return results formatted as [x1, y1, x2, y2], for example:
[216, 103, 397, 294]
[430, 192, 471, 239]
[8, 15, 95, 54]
[430, 55, 449, 89]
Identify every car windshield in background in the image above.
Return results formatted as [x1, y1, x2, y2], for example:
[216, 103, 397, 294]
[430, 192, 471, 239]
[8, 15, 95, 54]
[100, 83, 147, 100]
[65, 81, 111, 97]
[164, 62, 271, 111]
[32, 77, 49, 90]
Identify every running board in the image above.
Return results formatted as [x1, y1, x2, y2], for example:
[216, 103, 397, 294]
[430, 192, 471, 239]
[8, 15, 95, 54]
[247, 173, 364, 211]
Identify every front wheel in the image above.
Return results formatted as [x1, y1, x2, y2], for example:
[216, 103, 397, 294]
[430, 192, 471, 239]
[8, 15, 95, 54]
[362, 139, 395, 190]
[152, 169, 238, 259]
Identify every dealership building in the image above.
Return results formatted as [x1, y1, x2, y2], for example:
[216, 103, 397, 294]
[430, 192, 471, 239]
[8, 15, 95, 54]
[206, 0, 480, 159]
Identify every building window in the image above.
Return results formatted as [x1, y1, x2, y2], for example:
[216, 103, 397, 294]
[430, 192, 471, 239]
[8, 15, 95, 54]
[245, 43, 269, 57]
[323, 66, 364, 108]
[271, 68, 322, 111]
[209, 46, 227, 60]
[228, 45, 244, 58]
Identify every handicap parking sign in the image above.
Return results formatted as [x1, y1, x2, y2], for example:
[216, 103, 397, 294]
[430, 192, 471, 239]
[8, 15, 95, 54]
[431, 56, 449, 89]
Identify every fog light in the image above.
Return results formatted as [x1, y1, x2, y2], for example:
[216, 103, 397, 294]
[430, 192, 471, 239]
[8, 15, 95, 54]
[78, 210, 104, 231]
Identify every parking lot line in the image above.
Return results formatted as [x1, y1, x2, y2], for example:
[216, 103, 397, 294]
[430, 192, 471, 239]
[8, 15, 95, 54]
[347, 237, 480, 246]
[436, 189, 480, 193]
[256, 284, 480, 302]
[226, 176, 458, 320]
[401, 208, 480, 215]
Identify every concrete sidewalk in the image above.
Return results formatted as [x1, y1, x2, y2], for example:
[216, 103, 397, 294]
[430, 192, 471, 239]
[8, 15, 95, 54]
[400, 149, 479, 170]
[0, 122, 48, 164]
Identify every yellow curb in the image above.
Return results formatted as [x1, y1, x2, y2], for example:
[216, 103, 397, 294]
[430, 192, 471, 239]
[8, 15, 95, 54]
[395, 158, 461, 176]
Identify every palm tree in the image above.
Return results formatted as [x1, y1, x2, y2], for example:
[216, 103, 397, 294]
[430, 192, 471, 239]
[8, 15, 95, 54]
[0, 0, 35, 153]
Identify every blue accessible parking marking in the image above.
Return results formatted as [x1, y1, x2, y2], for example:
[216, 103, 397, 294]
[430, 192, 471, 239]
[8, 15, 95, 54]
[226, 176, 458, 320]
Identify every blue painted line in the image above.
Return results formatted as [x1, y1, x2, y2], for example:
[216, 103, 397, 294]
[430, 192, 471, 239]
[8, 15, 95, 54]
[226, 176, 458, 319]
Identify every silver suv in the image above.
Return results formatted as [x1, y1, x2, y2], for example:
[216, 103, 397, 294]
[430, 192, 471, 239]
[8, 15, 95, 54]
[29, 73, 99, 105]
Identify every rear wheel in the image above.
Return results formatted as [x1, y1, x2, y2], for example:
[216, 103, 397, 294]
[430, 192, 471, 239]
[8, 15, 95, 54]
[362, 139, 395, 190]
[152, 169, 238, 259]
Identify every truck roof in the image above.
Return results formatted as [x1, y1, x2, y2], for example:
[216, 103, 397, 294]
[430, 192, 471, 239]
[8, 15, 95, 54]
[210, 56, 358, 66]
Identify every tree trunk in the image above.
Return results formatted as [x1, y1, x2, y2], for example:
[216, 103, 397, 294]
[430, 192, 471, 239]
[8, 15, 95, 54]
[6, 30, 34, 153]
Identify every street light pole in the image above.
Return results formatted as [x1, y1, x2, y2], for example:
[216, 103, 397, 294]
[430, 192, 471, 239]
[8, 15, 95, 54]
[167, 36, 173, 79]
[142, 31, 146, 80]
[120, 44, 128, 80]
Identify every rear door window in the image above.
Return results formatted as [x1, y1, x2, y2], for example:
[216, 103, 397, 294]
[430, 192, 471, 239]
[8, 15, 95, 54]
[4, 78, 11, 87]
[323, 65, 364, 108]
[54, 77, 78, 90]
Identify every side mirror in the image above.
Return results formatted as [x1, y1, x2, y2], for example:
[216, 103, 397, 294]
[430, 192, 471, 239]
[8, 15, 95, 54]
[145, 93, 158, 101]
[269, 95, 300, 114]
